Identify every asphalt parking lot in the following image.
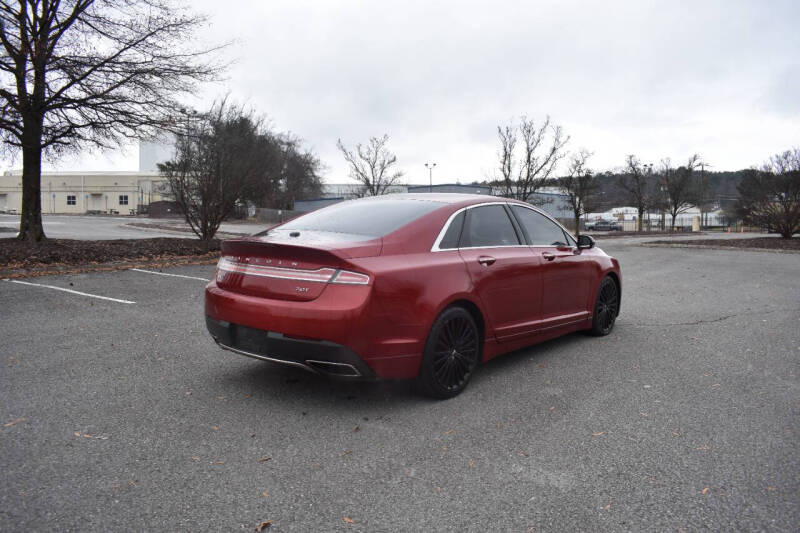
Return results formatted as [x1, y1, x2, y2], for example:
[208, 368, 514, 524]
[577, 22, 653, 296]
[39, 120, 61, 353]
[1, 242, 799, 531]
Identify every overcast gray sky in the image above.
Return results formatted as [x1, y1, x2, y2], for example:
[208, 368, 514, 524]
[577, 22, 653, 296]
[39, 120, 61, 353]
[27, 0, 800, 184]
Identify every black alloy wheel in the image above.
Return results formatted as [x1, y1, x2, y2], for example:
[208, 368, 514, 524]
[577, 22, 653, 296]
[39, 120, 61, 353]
[591, 276, 619, 336]
[417, 306, 481, 399]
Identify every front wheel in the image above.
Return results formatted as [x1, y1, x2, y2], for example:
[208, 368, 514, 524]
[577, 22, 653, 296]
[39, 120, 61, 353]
[416, 306, 481, 399]
[590, 276, 620, 336]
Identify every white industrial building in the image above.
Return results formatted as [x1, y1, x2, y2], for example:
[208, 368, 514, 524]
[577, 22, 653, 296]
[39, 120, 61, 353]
[0, 140, 172, 215]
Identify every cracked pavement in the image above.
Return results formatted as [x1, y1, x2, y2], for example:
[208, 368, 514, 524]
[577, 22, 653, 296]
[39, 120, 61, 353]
[1, 242, 799, 531]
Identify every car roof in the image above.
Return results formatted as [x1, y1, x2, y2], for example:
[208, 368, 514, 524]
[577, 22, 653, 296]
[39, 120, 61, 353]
[357, 193, 513, 207]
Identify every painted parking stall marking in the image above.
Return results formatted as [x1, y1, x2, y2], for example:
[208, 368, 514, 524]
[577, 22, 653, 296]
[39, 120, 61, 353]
[2, 279, 136, 304]
[130, 268, 210, 282]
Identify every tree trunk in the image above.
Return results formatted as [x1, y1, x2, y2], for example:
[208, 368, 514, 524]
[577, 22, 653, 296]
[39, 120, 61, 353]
[637, 208, 644, 231]
[18, 118, 46, 242]
[574, 214, 581, 236]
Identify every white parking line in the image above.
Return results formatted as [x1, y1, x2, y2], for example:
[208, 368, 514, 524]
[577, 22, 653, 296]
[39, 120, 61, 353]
[2, 279, 136, 304]
[130, 268, 210, 282]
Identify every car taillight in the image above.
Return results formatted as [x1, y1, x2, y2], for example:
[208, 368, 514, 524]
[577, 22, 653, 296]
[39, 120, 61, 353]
[216, 257, 370, 285]
[330, 270, 370, 285]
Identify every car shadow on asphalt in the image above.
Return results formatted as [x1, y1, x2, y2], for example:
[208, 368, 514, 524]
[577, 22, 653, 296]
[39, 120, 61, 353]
[213, 330, 595, 406]
[217, 361, 426, 409]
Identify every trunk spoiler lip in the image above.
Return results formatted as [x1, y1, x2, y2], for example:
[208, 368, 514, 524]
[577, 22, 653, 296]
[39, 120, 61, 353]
[220, 235, 384, 259]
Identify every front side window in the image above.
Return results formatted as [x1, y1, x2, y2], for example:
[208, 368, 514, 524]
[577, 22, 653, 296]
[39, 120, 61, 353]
[461, 205, 520, 247]
[511, 205, 570, 246]
[66, 195, 76, 206]
[119, 195, 129, 205]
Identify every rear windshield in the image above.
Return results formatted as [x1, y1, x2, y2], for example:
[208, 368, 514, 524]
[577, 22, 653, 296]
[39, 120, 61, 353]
[279, 198, 444, 238]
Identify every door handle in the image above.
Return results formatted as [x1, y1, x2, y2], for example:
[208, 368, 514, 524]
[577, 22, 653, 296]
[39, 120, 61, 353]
[477, 255, 496, 266]
[542, 252, 555, 261]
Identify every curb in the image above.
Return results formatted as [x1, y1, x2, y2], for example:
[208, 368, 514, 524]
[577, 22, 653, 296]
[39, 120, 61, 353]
[639, 243, 800, 254]
[124, 223, 247, 238]
[0, 255, 219, 279]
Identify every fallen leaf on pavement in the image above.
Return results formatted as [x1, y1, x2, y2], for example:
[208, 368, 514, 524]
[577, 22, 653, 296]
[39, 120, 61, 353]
[444, 429, 454, 435]
[519, 451, 529, 457]
[592, 432, 605, 436]
[255, 520, 272, 530]
[258, 456, 272, 463]
[341, 450, 352, 456]
[215, 461, 226, 465]
[468, 460, 476, 468]
[4, 417, 26, 428]
[696, 444, 711, 451]
[352, 425, 360, 432]
[190, 456, 201, 461]
[604, 504, 611, 511]
[343, 517, 354, 524]
[262, 491, 268, 498]
[701, 487, 709, 495]
[211, 426, 220, 431]
[767, 486, 776, 492]
[538, 364, 546, 368]
[549, 406, 556, 412]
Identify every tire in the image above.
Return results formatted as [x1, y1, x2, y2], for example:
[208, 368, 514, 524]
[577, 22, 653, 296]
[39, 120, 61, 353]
[416, 306, 481, 399]
[590, 276, 620, 336]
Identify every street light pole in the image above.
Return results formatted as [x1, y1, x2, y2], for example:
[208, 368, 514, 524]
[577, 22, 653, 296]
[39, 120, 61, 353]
[425, 162, 437, 193]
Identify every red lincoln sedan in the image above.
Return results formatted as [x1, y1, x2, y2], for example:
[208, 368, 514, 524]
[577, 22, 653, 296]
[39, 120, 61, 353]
[205, 194, 621, 398]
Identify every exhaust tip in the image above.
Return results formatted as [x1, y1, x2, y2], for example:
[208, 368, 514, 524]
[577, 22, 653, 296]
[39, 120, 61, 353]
[305, 360, 361, 377]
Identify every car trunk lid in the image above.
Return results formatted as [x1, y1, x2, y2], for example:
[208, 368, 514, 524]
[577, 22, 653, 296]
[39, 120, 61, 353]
[216, 231, 380, 302]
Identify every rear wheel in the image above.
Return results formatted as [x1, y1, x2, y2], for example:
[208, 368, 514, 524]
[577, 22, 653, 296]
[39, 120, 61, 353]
[416, 306, 481, 399]
[590, 276, 619, 336]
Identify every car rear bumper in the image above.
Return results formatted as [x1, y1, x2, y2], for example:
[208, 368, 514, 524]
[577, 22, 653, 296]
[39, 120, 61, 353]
[205, 280, 425, 380]
[206, 316, 377, 379]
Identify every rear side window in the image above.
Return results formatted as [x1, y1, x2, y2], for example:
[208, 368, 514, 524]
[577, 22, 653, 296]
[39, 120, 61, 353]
[461, 205, 520, 247]
[438, 211, 465, 250]
[511, 205, 569, 246]
[281, 198, 443, 238]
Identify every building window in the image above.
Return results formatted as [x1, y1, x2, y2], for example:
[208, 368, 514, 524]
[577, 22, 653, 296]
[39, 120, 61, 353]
[119, 195, 129, 206]
[67, 195, 76, 206]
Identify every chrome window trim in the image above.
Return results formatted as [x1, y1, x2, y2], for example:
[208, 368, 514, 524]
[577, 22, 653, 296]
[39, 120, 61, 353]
[430, 200, 576, 252]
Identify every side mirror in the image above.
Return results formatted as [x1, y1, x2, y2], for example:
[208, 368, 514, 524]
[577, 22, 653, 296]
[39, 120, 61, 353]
[577, 234, 595, 249]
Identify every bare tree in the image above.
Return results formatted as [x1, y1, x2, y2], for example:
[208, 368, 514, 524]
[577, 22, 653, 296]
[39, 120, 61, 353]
[736, 148, 800, 239]
[663, 154, 700, 231]
[336, 134, 404, 196]
[618, 155, 652, 231]
[558, 149, 597, 236]
[159, 102, 267, 249]
[0, 0, 223, 241]
[497, 115, 569, 202]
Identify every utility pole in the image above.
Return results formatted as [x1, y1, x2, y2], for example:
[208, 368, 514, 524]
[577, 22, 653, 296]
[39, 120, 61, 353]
[698, 161, 712, 228]
[643, 163, 653, 231]
[425, 162, 437, 193]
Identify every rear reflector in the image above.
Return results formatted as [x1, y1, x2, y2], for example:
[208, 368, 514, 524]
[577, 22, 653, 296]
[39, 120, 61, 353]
[217, 257, 370, 285]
